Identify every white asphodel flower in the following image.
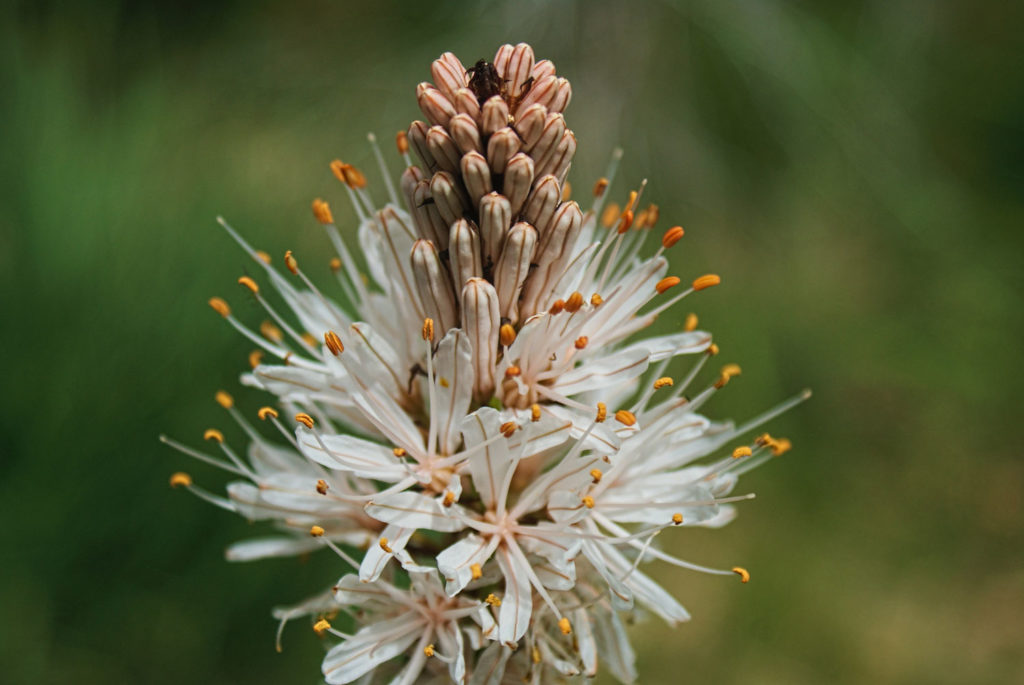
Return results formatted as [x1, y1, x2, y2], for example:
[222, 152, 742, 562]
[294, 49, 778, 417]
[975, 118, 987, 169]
[164, 43, 807, 684]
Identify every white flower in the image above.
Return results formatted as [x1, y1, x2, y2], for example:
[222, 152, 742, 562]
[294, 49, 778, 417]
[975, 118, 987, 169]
[165, 42, 807, 683]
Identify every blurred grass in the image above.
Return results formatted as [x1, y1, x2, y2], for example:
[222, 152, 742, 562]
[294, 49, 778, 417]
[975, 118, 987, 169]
[2, 0, 1022, 683]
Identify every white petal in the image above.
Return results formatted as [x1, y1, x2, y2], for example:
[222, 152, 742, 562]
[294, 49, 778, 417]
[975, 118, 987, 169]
[437, 533, 495, 596]
[552, 347, 650, 397]
[322, 614, 421, 684]
[495, 546, 532, 645]
[333, 574, 393, 606]
[365, 492, 467, 532]
[225, 536, 320, 562]
[469, 642, 512, 685]
[297, 432, 407, 481]
[359, 524, 413, 581]
[460, 407, 513, 510]
[433, 329, 474, 455]
[618, 330, 712, 361]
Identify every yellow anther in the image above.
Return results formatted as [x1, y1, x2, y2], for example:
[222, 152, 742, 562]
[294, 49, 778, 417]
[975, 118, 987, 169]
[471, 563, 483, 580]
[732, 567, 750, 584]
[422, 317, 435, 342]
[260, 320, 283, 343]
[656, 276, 681, 294]
[624, 190, 638, 213]
[707, 342, 720, 356]
[393, 447, 407, 457]
[661, 225, 685, 249]
[614, 409, 637, 427]
[500, 421, 518, 438]
[499, 323, 516, 347]
[755, 433, 773, 447]
[294, 413, 315, 429]
[396, 130, 410, 154]
[423, 644, 435, 658]
[248, 349, 263, 369]
[504, 365, 521, 378]
[714, 363, 742, 389]
[531, 404, 541, 422]
[301, 332, 317, 347]
[770, 438, 792, 456]
[574, 336, 589, 349]
[732, 446, 753, 459]
[564, 291, 584, 313]
[600, 202, 620, 228]
[561, 180, 572, 201]
[330, 160, 366, 189]
[653, 376, 674, 390]
[208, 297, 231, 318]
[643, 203, 660, 228]
[283, 352, 293, 366]
[684, 312, 698, 332]
[215, 390, 234, 409]
[312, 198, 334, 225]
[237, 276, 259, 295]
[203, 428, 224, 443]
[284, 250, 298, 275]
[532, 646, 542, 664]
[309, 525, 325, 537]
[438, 376, 449, 388]
[316, 479, 329, 495]
[324, 330, 344, 356]
[672, 512, 684, 525]
[257, 406, 278, 421]
[442, 491, 455, 507]
[558, 617, 572, 635]
[169, 472, 192, 488]
[593, 177, 609, 198]
[313, 618, 331, 635]
[329, 257, 342, 271]
[596, 402, 607, 423]
[485, 593, 501, 607]
[692, 274, 721, 291]
[590, 293, 604, 307]
[379, 537, 393, 553]
[581, 495, 595, 509]
[634, 208, 649, 230]
[549, 299, 566, 315]
[616, 209, 634, 234]
[590, 468, 603, 484]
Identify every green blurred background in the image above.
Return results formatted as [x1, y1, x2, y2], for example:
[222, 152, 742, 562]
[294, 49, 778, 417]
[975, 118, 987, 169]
[2, 0, 1022, 682]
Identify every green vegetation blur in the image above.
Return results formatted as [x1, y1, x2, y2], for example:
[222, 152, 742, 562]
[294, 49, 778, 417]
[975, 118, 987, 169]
[2, 1, 1021, 682]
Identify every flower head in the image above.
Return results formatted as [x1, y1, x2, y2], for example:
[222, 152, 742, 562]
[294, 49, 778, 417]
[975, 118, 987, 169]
[165, 42, 806, 683]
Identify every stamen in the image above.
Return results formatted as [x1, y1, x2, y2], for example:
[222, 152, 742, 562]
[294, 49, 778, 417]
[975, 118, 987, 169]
[661, 226, 684, 249]
[485, 593, 501, 607]
[310, 525, 325, 537]
[499, 323, 516, 347]
[596, 402, 607, 423]
[732, 567, 750, 583]
[379, 537, 393, 553]
[713, 363, 742, 389]
[732, 446, 753, 459]
[313, 619, 331, 636]
[590, 469, 603, 484]
[530, 403, 541, 422]
[558, 617, 572, 635]
[593, 178, 609, 198]
[169, 472, 192, 488]
[312, 198, 334, 225]
[295, 413, 315, 429]
[653, 376, 673, 390]
[471, 563, 483, 580]
[684, 313, 698, 332]
[316, 479, 329, 495]
[692, 274, 721, 291]
[655, 276, 680, 294]
[600, 203, 620, 228]
[203, 428, 224, 443]
[590, 293, 603, 307]
[237, 276, 259, 294]
[422, 317, 435, 342]
[396, 130, 409, 154]
[574, 336, 588, 349]
[258, 406, 278, 420]
[208, 297, 230, 318]
[324, 331, 344, 356]
[215, 391, 234, 409]
[564, 291, 584, 312]
[248, 350, 263, 369]
[672, 513, 684, 525]
[614, 410, 636, 426]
